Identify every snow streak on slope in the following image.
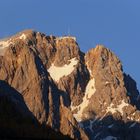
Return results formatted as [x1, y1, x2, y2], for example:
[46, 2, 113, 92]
[0, 34, 27, 56]
[48, 57, 78, 82]
[106, 100, 129, 115]
[71, 61, 96, 122]
[71, 78, 96, 122]
[103, 136, 117, 140]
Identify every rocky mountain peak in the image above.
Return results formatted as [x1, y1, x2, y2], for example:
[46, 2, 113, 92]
[0, 30, 140, 140]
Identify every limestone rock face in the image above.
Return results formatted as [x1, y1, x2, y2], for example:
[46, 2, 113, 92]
[71, 45, 140, 140]
[0, 30, 88, 140]
[0, 30, 140, 140]
[84, 45, 127, 117]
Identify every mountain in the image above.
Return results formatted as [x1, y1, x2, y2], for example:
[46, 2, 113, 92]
[0, 30, 140, 140]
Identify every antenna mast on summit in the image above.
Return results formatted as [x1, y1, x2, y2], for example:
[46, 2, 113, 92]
[68, 26, 70, 36]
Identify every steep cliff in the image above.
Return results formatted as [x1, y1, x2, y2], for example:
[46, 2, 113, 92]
[0, 30, 139, 140]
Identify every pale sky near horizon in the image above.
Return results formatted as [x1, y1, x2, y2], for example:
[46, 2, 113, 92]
[0, 0, 140, 90]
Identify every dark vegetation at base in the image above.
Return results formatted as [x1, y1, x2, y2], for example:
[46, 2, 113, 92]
[0, 80, 72, 140]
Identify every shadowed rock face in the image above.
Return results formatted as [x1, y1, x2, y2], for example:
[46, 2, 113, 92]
[0, 30, 140, 140]
[124, 73, 140, 108]
[0, 80, 73, 140]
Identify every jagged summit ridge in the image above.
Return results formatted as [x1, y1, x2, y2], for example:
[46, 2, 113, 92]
[0, 30, 140, 140]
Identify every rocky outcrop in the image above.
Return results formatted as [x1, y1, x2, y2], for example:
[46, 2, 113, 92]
[71, 45, 140, 140]
[0, 30, 140, 140]
[0, 30, 88, 140]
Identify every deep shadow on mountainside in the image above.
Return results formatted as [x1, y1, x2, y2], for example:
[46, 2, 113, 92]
[81, 115, 140, 140]
[0, 30, 140, 140]
[0, 80, 72, 140]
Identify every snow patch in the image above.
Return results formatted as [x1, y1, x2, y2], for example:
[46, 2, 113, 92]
[132, 112, 136, 116]
[102, 136, 117, 140]
[89, 120, 93, 131]
[48, 57, 78, 82]
[85, 60, 92, 76]
[89, 119, 98, 130]
[106, 100, 129, 115]
[0, 40, 11, 49]
[19, 34, 26, 40]
[127, 116, 138, 121]
[0, 40, 11, 55]
[129, 122, 137, 128]
[56, 36, 76, 41]
[94, 132, 101, 139]
[105, 81, 110, 85]
[127, 112, 138, 122]
[71, 78, 96, 122]
[108, 124, 114, 128]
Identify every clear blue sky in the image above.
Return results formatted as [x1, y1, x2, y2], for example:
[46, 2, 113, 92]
[0, 0, 140, 90]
